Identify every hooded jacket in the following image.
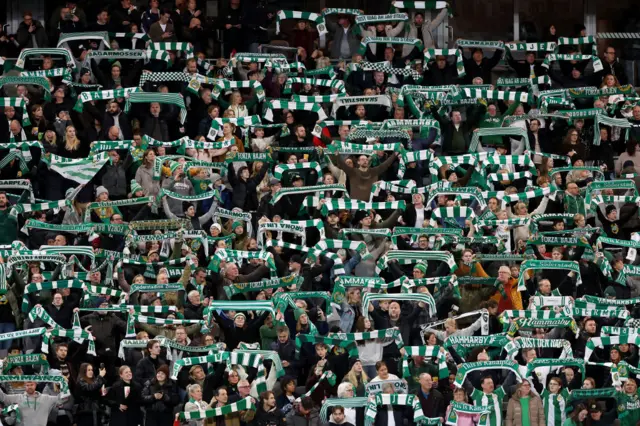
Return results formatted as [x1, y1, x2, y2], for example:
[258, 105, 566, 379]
[0, 388, 65, 426]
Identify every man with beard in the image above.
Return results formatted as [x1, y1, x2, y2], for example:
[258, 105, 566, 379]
[85, 100, 133, 140]
[0, 381, 67, 426]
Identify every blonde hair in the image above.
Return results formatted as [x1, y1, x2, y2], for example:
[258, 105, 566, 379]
[345, 365, 369, 388]
[64, 126, 80, 151]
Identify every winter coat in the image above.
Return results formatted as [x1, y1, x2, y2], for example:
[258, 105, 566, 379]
[402, 8, 448, 55]
[80, 313, 127, 355]
[135, 165, 162, 197]
[105, 379, 143, 426]
[134, 356, 166, 386]
[506, 393, 546, 426]
[141, 379, 180, 426]
[16, 21, 48, 49]
[252, 407, 286, 426]
[285, 407, 321, 426]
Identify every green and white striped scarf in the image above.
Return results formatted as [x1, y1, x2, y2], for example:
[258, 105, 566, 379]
[257, 222, 306, 247]
[297, 370, 336, 400]
[178, 397, 256, 420]
[363, 292, 436, 317]
[391, 1, 450, 12]
[446, 402, 490, 426]
[138, 71, 192, 87]
[275, 11, 327, 35]
[365, 394, 426, 426]
[1, 353, 49, 373]
[355, 13, 408, 26]
[284, 77, 345, 94]
[567, 85, 635, 98]
[376, 250, 456, 274]
[224, 275, 301, 297]
[469, 126, 529, 152]
[359, 36, 424, 55]
[401, 345, 448, 379]
[429, 206, 477, 227]
[21, 68, 72, 84]
[594, 114, 630, 145]
[0, 375, 70, 397]
[459, 88, 534, 104]
[516, 259, 581, 291]
[263, 99, 327, 122]
[271, 184, 346, 204]
[542, 54, 603, 72]
[273, 161, 322, 183]
[557, 36, 597, 55]
[125, 92, 187, 123]
[43, 327, 96, 355]
[320, 199, 405, 215]
[505, 42, 557, 52]
[127, 313, 204, 337]
[1, 98, 31, 127]
[312, 119, 368, 137]
[496, 75, 551, 88]
[424, 49, 465, 76]
[212, 79, 265, 102]
[320, 398, 369, 423]
[504, 338, 573, 360]
[46, 152, 110, 184]
[21, 280, 86, 312]
[457, 40, 505, 49]
[0, 77, 51, 102]
[295, 334, 359, 358]
[585, 335, 640, 361]
[149, 42, 194, 59]
[14, 48, 75, 70]
[454, 360, 522, 388]
[331, 95, 392, 117]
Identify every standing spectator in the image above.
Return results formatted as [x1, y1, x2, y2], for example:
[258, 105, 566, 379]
[242, 0, 275, 53]
[461, 45, 505, 84]
[75, 363, 107, 426]
[221, 0, 243, 55]
[325, 12, 360, 59]
[403, 6, 449, 57]
[598, 46, 628, 85]
[141, 0, 161, 33]
[112, 0, 142, 33]
[149, 9, 177, 42]
[16, 11, 48, 49]
[106, 366, 143, 426]
[50, 1, 87, 36]
[141, 365, 180, 426]
[505, 380, 546, 426]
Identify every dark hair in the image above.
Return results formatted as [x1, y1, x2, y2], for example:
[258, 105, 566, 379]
[280, 376, 295, 393]
[300, 396, 314, 410]
[480, 375, 494, 385]
[23, 10, 33, 17]
[160, 8, 172, 16]
[570, 404, 587, 421]
[78, 363, 94, 383]
[375, 361, 387, 371]
[216, 386, 228, 396]
[146, 339, 159, 351]
[332, 406, 345, 414]
[56, 342, 69, 350]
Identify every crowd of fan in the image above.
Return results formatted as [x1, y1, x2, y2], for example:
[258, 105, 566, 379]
[1, 1, 640, 426]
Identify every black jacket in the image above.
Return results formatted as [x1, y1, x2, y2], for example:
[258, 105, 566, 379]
[141, 379, 180, 426]
[80, 312, 127, 355]
[252, 407, 286, 426]
[134, 355, 166, 387]
[228, 163, 268, 212]
[106, 379, 143, 426]
[462, 49, 504, 84]
[417, 388, 446, 419]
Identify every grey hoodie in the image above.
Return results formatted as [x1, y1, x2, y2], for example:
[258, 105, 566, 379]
[0, 388, 66, 426]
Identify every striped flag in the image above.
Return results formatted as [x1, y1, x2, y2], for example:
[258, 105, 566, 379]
[47, 152, 110, 184]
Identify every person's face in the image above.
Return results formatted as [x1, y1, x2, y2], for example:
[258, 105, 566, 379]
[150, 342, 161, 356]
[418, 237, 428, 249]
[462, 251, 473, 263]
[192, 366, 205, 381]
[175, 328, 187, 343]
[585, 320, 596, 334]
[572, 69, 581, 79]
[539, 279, 551, 294]
[358, 155, 369, 169]
[550, 249, 562, 260]
[389, 302, 400, 318]
[487, 105, 497, 116]
[420, 374, 433, 390]
[377, 364, 388, 378]
[53, 293, 64, 307]
[520, 381, 531, 395]
[295, 126, 306, 139]
[498, 268, 510, 283]
[56, 345, 68, 360]
[608, 209, 618, 221]
[473, 50, 483, 62]
[25, 382, 37, 395]
[481, 377, 495, 393]
[567, 184, 579, 196]
[316, 345, 327, 358]
[605, 75, 615, 87]
[121, 367, 133, 381]
[451, 111, 462, 124]
[355, 105, 366, 118]
[150, 103, 161, 116]
[384, 48, 394, 62]
[234, 314, 246, 328]
[582, 379, 593, 389]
